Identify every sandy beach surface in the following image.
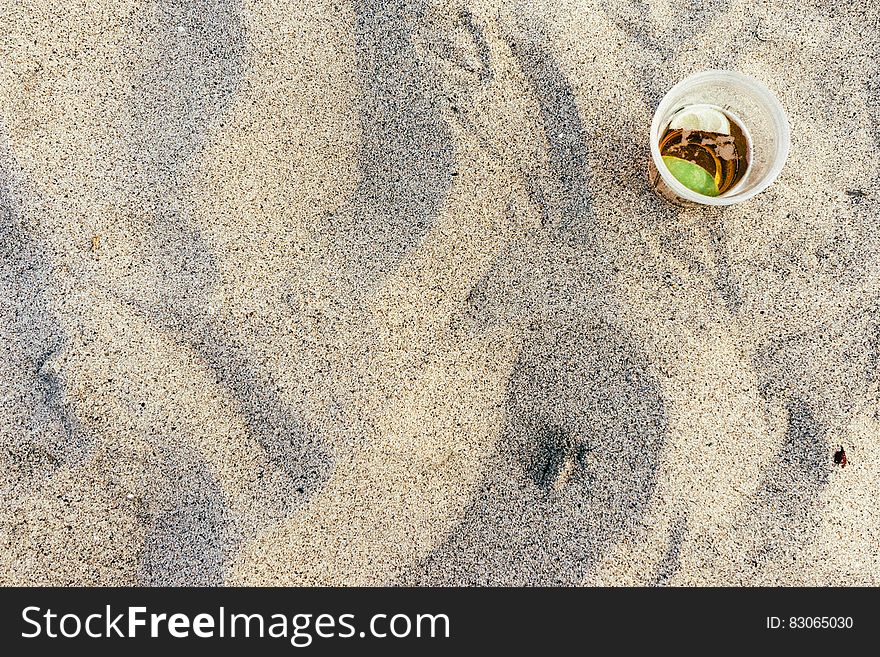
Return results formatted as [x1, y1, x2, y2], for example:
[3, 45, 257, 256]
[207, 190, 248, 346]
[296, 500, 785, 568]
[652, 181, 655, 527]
[1, 0, 878, 586]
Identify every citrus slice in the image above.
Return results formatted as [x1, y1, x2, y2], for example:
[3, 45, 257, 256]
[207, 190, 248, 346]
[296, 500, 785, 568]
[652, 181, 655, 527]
[668, 104, 731, 135]
[662, 155, 720, 197]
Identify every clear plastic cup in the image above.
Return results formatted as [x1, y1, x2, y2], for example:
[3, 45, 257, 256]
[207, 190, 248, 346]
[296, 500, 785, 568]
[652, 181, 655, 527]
[648, 70, 790, 206]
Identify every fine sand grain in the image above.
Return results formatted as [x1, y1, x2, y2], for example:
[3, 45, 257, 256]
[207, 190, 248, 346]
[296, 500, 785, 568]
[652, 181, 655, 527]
[1, 0, 879, 585]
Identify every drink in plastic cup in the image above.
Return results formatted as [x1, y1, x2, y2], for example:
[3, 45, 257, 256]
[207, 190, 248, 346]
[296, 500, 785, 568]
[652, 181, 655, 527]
[648, 70, 790, 206]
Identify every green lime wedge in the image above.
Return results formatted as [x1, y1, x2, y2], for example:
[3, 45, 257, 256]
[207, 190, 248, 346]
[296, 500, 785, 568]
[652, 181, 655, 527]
[662, 156, 720, 197]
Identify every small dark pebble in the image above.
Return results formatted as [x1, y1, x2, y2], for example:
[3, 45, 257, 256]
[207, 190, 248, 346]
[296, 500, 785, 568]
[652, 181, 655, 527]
[833, 445, 847, 468]
[845, 189, 867, 203]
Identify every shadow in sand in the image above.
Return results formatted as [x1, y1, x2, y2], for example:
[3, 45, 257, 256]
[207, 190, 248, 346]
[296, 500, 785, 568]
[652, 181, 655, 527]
[450, 15, 626, 337]
[653, 513, 688, 586]
[183, 322, 333, 496]
[397, 24, 667, 584]
[505, 19, 593, 244]
[324, 0, 454, 297]
[745, 316, 879, 572]
[126, 0, 247, 180]
[405, 323, 667, 585]
[124, 0, 249, 309]
[138, 445, 230, 586]
[121, 0, 332, 584]
[0, 126, 89, 483]
[746, 397, 830, 567]
[737, 46, 880, 583]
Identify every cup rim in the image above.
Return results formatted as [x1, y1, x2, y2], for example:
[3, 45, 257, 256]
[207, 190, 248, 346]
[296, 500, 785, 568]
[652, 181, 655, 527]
[650, 70, 790, 206]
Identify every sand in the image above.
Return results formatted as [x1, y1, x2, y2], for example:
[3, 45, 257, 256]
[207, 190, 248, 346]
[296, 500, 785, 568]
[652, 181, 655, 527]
[1, 0, 878, 586]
